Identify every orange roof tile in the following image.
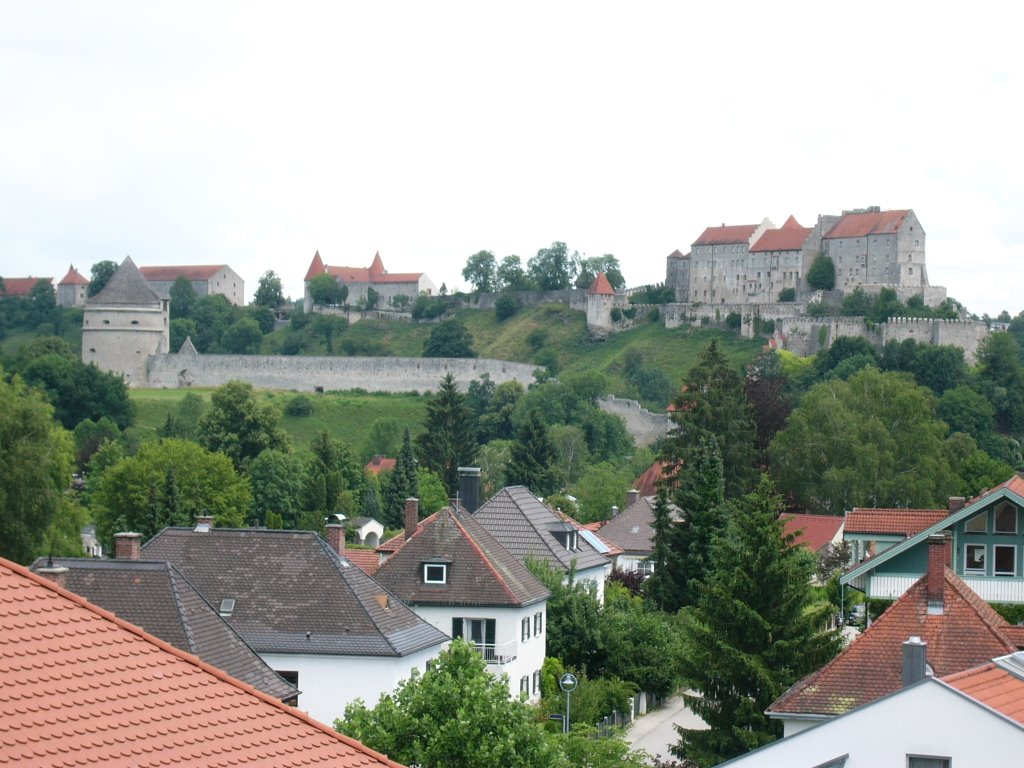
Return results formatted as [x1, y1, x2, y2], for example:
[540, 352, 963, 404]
[139, 265, 227, 281]
[693, 224, 760, 247]
[365, 456, 397, 475]
[781, 215, 802, 229]
[782, 513, 844, 553]
[750, 222, 812, 252]
[587, 272, 615, 295]
[943, 661, 1024, 725]
[824, 210, 910, 239]
[0, 557, 404, 767]
[306, 250, 326, 280]
[58, 265, 89, 285]
[633, 461, 670, 497]
[769, 568, 1020, 718]
[344, 548, 382, 575]
[1, 277, 52, 296]
[369, 252, 385, 277]
[845, 508, 949, 536]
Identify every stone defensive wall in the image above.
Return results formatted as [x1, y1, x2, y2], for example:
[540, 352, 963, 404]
[144, 353, 538, 392]
[775, 316, 989, 363]
[663, 302, 808, 339]
[598, 395, 671, 447]
[461, 288, 588, 312]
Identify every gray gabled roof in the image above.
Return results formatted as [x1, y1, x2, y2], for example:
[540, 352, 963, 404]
[598, 495, 658, 554]
[142, 528, 448, 657]
[841, 477, 1024, 588]
[472, 486, 609, 573]
[88, 256, 163, 306]
[30, 557, 297, 701]
[373, 507, 549, 608]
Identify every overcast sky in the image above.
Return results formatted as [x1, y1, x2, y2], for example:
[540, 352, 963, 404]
[1, 2, 1020, 316]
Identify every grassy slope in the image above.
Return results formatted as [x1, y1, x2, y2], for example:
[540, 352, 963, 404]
[131, 305, 764, 444]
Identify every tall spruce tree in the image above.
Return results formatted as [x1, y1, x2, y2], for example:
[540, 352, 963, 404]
[673, 477, 841, 767]
[648, 431, 726, 612]
[416, 374, 476, 495]
[663, 339, 757, 497]
[384, 429, 420, 526]
[506, 409, 563, 495]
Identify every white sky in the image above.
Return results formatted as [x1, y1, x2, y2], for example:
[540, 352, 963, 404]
[1, 1, 1021, 316]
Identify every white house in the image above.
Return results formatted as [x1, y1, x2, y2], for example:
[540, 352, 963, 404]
[372, 500, 550, 702]
[141, 522, 448, 725]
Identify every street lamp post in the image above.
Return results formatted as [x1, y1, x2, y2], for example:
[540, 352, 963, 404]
[558, 673, 578, 735]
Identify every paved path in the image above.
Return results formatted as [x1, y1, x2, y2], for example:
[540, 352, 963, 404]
[626, 695, 707, 764]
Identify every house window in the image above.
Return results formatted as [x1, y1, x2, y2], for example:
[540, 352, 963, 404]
[534, 612, 543, 635]
[995, 545, 1016, 576]
[522, 617, 531, 641]
[908, 756, 950, 768]
[995, 503, 1018, 534]
[532, 670, 540, 695]
[452, 617, 496, 659]
[520, 676, 529, 695]
[965, 512, 987, 534]
[965, 544, 986, 574]
[423, 563, 447, 584]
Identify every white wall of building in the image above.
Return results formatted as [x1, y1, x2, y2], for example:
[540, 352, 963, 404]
[413, 602, 547, 703]
[735, 679, 1024, 768]
[261, 645, 441, 726]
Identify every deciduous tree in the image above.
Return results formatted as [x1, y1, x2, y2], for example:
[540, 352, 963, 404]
[253, 270, 285, 307]
[197, 380, 290, 470]
[423, 318, 477, 358]
[462, 250, 497, 293]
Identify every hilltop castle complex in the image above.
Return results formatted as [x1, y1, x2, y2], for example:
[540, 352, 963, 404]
[666, 207, 946, 307]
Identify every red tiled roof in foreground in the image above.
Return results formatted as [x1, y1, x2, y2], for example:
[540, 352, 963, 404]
[768, 568, 1021, 718]
[692, 223, 760, 247]
[845, 507, 949, 536]
[0, 558, 404, 767]
[943, 660, 1024, 725]
[782, 513, 844, 554]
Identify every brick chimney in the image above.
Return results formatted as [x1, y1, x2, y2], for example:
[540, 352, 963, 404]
[326, 523, 346, 555]
[902, 636, 928, 687]
[926, 533, 951, 614]
[194, 514, 214, 531]
[404, 498, 419, 540]
[949, 497, 966, 514]
[114, 532, 143, 561]
[625, 489, 640, 508]
[36, 564, 69, 589]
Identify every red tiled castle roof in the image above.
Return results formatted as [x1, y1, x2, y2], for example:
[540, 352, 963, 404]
[587, 272, 615, 295]
[692, 224, 760, 247]
[139, 265, 228, 281]
[824, 210, 910, 239]
[58, 265, 89, 285]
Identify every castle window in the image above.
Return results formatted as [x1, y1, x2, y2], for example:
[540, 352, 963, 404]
[131, 320, 139, 325]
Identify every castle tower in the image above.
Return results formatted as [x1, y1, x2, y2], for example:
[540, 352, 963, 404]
[82, 256, 169, 387]
[586, 272, 617, 334]
[57, 264, 89, 308]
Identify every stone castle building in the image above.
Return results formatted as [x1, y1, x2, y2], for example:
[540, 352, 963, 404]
[82, 257, 169, 386]
[303, 251, 436, 312]
[57, 265, 89, 308]
[667, 207, 946, 307]
[138, 265, 245, 306]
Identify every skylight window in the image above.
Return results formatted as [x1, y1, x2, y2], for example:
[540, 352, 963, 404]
[219, 598, 235, 617]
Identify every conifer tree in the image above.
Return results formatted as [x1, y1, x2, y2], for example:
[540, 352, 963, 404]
[673, 477, 841, 767]
[384, 429, 420, 526]
[663, 339, 757, 497]
[416, 374, 476, 495]
[506, 409, 563, 496]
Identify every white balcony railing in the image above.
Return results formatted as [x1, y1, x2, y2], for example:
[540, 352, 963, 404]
[470, 639, 518, 666]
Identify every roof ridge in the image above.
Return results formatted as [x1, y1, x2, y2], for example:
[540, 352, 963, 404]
[165, 563, 199, 656]
[943, 567, 1018, 650]
[2, 557, 403, 767]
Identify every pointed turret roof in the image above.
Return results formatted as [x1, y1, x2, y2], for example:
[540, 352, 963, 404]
[178, 336, 198, 355]
[59, 264, 89, 285]
[305, 250, 326, 281]
[587, 272, 615, 295]
[369, 251, 385, 277]
[781, 215, 803, 229]
[89, 256, 162, 306]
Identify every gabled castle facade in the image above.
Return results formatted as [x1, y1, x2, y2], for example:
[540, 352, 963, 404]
[666, 207, 946, 307]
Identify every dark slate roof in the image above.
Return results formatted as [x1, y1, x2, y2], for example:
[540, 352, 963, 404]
[472, 486, 609, 573]
[373, 507, 549, 608]
[142, 528, 448, 657]
[89, 256, 163, 306]
[29, 558, 297, 701]
[598, 496, 657, 555]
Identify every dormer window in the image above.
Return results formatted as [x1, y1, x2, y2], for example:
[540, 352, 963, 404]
[423, 562, 448, 584]
[551, 523, 578, 552]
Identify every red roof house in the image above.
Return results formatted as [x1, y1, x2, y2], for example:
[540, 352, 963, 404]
[0, 557, 405, 766]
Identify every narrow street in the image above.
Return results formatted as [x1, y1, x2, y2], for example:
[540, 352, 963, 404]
[626, 695, 708, 764]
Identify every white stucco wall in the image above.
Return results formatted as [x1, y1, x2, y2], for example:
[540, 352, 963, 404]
[413, 603, 547, 703]
[574, 563, 610, 604]
[736, 679, 1024, 767]
[260, 645, 442, 726]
